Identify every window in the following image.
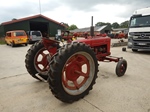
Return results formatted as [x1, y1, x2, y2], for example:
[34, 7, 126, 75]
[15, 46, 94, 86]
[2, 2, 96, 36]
[32, 31, 41, 36]
[130, 15, 150, 27]
[14, 32, 26, 36]
[6, 33, 11, 37]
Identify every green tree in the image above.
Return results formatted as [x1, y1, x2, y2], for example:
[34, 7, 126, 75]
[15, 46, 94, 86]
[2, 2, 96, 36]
[120, 21, 129, 28]
[68, 24, 78, 30]
[60, 22, 69, 30]
[95, 22, 105, 26]
[12, 18, 17, 20]
[63, 23, 69, 28]
[95, 22, 112, 28]
[112, 22, 120, 28]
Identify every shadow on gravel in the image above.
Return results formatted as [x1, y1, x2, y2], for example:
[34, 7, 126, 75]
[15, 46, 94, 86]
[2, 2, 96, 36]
[137, 50, 150, 54]
[122, 48, 150, 55]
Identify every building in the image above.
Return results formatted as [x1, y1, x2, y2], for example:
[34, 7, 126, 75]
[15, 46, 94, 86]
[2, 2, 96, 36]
[0, 14, 66, 37]
[112, 28, 128, 34]
[70, 25, 112, 34]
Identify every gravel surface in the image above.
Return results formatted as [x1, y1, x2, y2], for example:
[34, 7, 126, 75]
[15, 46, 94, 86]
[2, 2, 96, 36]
[0, 40, 150, 112]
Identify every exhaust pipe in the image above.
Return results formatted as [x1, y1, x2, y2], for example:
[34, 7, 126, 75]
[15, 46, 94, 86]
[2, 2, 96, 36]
[90, 16, 94, 37]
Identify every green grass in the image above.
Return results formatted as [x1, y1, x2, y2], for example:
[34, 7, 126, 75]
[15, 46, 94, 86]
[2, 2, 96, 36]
[0, 37, 6, 45]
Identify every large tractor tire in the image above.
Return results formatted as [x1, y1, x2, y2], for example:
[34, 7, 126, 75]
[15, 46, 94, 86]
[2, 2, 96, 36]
[25, 41, 50, 81]
[48, 42, 99, 103]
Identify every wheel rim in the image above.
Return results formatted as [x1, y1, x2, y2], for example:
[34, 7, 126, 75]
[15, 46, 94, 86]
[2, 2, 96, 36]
[120, 63, 126, 73]
[62, 52, 95, 95]
[34, 48, 50, 75]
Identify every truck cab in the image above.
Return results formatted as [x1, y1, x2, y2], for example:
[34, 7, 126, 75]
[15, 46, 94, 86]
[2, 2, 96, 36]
[128, 7, 150, 51]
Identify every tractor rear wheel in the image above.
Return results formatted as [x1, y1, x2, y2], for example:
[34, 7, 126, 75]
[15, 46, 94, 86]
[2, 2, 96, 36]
[116, 59, 127, 77]
[48, 42, 99, 103]
[25, 41, 50, 81]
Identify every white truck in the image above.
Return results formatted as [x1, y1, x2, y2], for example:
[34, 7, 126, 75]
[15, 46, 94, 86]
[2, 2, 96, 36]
[128, 7, 150, 51]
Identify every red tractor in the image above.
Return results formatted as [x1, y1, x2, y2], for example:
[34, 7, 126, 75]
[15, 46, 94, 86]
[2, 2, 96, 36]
[25, 17, 127, 103]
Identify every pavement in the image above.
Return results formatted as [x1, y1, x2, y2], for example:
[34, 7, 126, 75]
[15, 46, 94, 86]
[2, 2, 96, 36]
[111, 38, 128, 47]
[0, 39, 150, 112]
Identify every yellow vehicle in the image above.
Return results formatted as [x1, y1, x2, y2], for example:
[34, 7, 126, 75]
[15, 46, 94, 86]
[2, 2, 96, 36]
[5, 30, 28, 47]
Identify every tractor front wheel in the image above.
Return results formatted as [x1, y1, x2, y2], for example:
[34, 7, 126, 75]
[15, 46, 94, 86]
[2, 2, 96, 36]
[116, 59, 127, 77]
[48, 42, 99, 103]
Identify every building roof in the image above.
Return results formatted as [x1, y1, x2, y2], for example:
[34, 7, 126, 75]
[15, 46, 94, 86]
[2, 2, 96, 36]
[70, 25, 108, 32]
[112, 28, 128, 31]
[1, 14, 65, 27]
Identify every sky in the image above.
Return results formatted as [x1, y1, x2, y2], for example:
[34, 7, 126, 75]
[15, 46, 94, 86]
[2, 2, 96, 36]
[0, 0, 150, 28]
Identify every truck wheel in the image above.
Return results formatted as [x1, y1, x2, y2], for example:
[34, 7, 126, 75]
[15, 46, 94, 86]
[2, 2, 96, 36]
[25, 40, 50, 81]
[132, 49, 138, 52]
[48, 42, 99, 103]
[116, 59, 127, 77]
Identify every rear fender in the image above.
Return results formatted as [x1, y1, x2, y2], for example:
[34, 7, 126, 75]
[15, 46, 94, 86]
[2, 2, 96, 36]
[42, 37, 59, 55]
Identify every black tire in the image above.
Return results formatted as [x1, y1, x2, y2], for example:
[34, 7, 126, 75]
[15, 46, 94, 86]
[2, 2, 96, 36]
[25, 43, 28, 46]
[116, 59, 127, 77]
[25, 40, 49, 81]
[122, 47, 126, 51]
[132, 49, 138, 52]
[11, 42, 15, 47]
[48, 42, 99, 103]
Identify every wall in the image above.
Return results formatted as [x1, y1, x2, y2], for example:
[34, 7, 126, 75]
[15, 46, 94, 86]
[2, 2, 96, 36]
[3, 21, 29, 36]
[0, 17, 65, 37]
[0, 25, 4, 37]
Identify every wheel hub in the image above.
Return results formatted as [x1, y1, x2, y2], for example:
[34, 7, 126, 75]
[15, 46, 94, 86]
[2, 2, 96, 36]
[120, 64, 125, 72]
[34, 48, 49, 73]
[62, 54, 91, 90]
[66, 61, 81, 81]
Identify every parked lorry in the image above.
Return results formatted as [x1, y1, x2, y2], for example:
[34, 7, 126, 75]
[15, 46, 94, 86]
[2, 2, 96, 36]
[128, 7, 150, 51]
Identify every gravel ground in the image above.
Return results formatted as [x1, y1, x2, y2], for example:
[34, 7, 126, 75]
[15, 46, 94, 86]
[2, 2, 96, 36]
[0, 39, 150, 112]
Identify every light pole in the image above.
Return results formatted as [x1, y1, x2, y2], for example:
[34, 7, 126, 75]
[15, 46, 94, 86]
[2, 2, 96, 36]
[39, 0, 41, 14]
